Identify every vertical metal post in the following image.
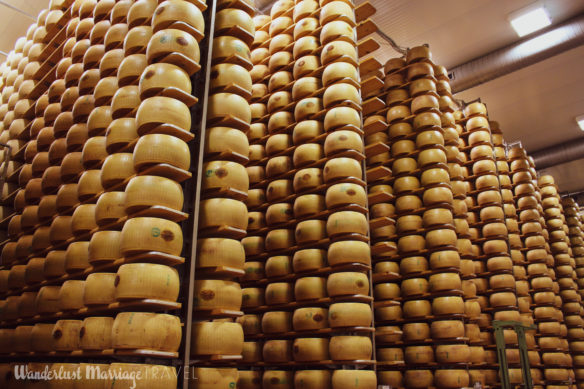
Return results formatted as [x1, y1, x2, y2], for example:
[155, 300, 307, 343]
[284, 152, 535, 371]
[181, 1, 217, 388]
[516, 325, 534, 389]
[493, 322, 511, 389]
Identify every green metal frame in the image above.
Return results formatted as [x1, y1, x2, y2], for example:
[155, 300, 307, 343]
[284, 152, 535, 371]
[492, 320, 535, 389]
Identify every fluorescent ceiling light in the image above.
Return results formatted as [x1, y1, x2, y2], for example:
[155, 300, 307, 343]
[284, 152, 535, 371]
[577, 115, 584, 131]
[510, 6, 551, 37]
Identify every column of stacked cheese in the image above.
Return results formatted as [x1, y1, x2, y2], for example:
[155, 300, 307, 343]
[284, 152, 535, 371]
[0, 3, 67, 357]
[538, 174, 582, 384]
[191, 0, 255, 380]
[243, 1, 298, 387]
[319, 1, 376, 388]
[433, 64, 491, 386]
[562, 196, 584, 385]
[509, 146, 572, 387]
[457, 103, 523, 386]
[389, 47, 468, 388]
[492, 125, 544, 386]
[363, 59, 402, 386]
[237, 13, 271, 389]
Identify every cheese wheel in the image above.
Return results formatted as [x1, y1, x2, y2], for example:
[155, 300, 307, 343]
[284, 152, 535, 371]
[112, 312, 181, 352]
[263, 370, 293, 389]
[327, 211, 368, 236]
[329, 336, 372, 360]
[58, 280, 85, 311]
[266, 282, 293, 305]
[323, 158, 362, 182]
[242, 261, 265, 282]
[242, 288, 265, 308]
[329, 303, 372, 327]
[120, 217, 183, 256]
[293, 338, 329, 361]
[403, 300, 431, 318]
[402, 323, 430, 342]
[328, 240, 370, 266]
[262, 311, 292, 334]
[295, 370, 331, 389]
[295, 277, 326, 301]
[125, 175, 184, 213]
[71, 203, 97, 235]
[375, 282, 401, 300]
[194, 280, 242, 311]
[107, 364, 177, 389]
[31, 323, 54, 352]
[84, 273, 116, 305]
[435, 344, 470, 363]
[79, 316, 113, 350]
[200, 198, 248, 230]
[429, 273, 462, 292]
[265, 229, 294, 251]
[88, 230, 121, 264]
[36, 286, 61, 313]
[202, 161, 249, 193]
[25, 257, 45, 285]
[133, 134, 190, 170]
[190, 368, 238, 389]
[95, 191, 126, 225]
[265, 256, 292, 278]
[236, 314, 262, 336]
[327, 272, 369, 297]
[238, 370, 262, 389]
[331, 370, 376, 389]
[294, 194, 325, 218]
[65, 241, 90, 272]
[293, 307, 328, 331]
[197, 238, 245, 269]
[14, 326, 33, 353]
[434, 370, 470, 388]
[52, 320, 82, 351]
[116, 263, 180, 302]
[295, 220, 326, 244]
[263, 340, 292, 362]
[433, 296, 464, 315]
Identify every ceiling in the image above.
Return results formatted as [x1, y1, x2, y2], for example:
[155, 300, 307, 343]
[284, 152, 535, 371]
[359, 0, 584, 194]
[0, 1, 45, 56]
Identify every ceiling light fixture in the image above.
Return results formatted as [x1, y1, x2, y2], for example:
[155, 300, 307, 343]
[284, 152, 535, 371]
[509, 4, 551, 37]
[577, 115, 584, 131]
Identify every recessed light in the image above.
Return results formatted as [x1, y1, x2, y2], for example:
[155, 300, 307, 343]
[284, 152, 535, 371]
[510, 5, 551, 37]
[577, 115, 584, 131]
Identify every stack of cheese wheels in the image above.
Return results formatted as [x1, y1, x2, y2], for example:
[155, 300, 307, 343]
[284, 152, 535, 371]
[237, 11, 272, 384]
[189, 0, 251, 374]
[362, 58, 404, 386]
[561, 197, 584, 383]
[451, 102, 520, 386]
[509, 147, 574, 385]
[318, 1, 376, 385]
[433, 63, 490, 386]
[491, 126, 543, 384]
[379, 47, 470, 388]
[537, 173, 579, 380]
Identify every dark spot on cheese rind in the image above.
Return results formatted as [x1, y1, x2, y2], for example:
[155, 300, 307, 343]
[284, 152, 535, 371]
[200, 290, 215, 300]
[176, 36, 189, 46]
[161, 229, 174, 241]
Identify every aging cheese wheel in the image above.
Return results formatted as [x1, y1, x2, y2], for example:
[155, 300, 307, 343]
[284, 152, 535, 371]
[116, 263, 179, 302]
[52, 320, 82, 351]
[84, 273, 115, 305]
[242, 288, 265, 308]
[88, 230, 121, 264]
[331, 370, 376, 389]
[262, 311, 292, 334]
[293, 307, 328, 331]
[107, 364, 177, 389]
[263, 370, 293, 389]
[295, 277, 326, 301]
[329, 336, 372, 361]
[294, 370, 331, 389]
[200, 198, 248, 230]
[292, 337, 330, 363]
[328, 240, 370, 266]
[197, 238, 245, 269]
[263, 340, 292, 362]
[265, 256, 292, 278]
[329, 303, 372, 327]
[125, 175, 184, 213]
[58, 280, 85, 311]
[403, 323, 430, 341]
[194, 280, 242, 311]
[295, 220, 326, 244]
[190, 368, 238, 389]
[31, 323, 54, 352]
[327, 272, 369, 297]
[65, 241, 90, 272]
[112, 312, 181, 352]
[95, 191, 126, 225]
[79, 316, 113, 350]
[294, 194, 325, 218]
[120, 217, 183, 256]
[434, 370, 470, 388]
